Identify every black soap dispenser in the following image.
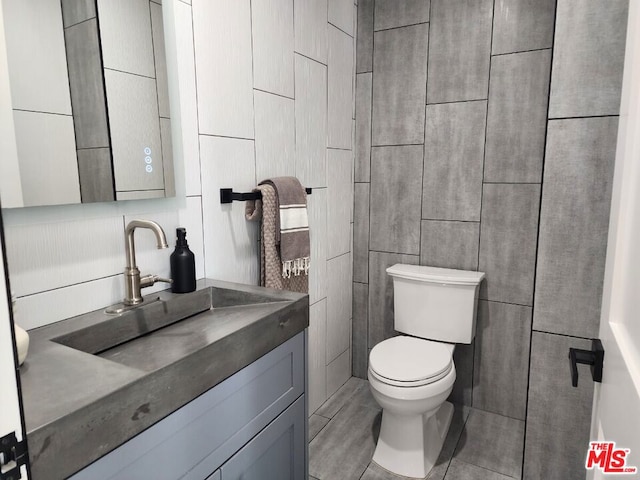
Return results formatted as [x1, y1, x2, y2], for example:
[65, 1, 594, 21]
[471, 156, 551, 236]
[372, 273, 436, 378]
[170, 228, 196, 293]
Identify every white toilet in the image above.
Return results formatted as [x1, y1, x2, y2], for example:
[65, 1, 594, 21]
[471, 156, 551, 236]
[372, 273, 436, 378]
[368, 264, 485, 479]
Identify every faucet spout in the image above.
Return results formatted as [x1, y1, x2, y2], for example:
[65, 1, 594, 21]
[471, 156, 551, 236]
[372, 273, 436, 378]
[123, 220, 169, 306]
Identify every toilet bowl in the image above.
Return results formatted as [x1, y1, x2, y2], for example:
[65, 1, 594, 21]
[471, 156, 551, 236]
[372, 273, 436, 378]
[368, 264, 484, 479]
[368, 336, 456, 479]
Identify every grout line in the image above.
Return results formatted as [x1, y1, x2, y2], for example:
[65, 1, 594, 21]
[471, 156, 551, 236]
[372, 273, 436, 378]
[426, 98, 487, 106]
[482, 181, 542, 185]
[371, 142, 424, 148]
[531, 329, 596, 341]
[294, 50, 328, 68]
[253, 87, 295, 102]
[521, 1, 559, 477]
[198, 133, 255, 141]
[491, 46, 553, 58]
[548, 114, 620, 121]
[103, 66, 156, 81]
[373, 21, 429, 34]
[12, 109, 72, 118]
[421, 218, 480, 224]
[328, 21, 354, 39]
[478, 298, 533, 308]
[16, 273, 123, 299]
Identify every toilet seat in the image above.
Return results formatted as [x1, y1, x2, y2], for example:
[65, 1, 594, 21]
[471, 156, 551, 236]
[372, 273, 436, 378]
[369, 336, 453, 387]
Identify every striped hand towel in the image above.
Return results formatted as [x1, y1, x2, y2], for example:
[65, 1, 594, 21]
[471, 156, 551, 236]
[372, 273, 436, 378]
[259, 177, 310, 278]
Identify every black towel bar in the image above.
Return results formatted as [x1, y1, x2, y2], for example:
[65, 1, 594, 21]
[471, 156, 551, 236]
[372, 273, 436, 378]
[220, 187, 312, 204]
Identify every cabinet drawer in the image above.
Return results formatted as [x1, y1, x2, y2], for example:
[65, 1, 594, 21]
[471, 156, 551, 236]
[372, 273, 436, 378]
[220, 396, 305, 480]
[72, 333, 304, 480]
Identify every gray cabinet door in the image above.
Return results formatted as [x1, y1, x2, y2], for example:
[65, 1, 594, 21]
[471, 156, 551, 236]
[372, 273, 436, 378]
[221, 396, 305, 480]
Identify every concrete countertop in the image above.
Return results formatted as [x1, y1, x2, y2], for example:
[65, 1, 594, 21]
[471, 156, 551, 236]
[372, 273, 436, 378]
[19, 279, 309, 480]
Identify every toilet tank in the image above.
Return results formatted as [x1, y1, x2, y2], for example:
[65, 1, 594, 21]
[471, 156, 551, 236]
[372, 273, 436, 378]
[387, 264, 485, 344]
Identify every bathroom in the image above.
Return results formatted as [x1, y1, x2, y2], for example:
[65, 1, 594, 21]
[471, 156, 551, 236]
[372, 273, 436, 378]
[0, 0, 638, 479]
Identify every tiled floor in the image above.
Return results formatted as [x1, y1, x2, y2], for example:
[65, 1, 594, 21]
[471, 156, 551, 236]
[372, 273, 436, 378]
[309, 377, 525, 480]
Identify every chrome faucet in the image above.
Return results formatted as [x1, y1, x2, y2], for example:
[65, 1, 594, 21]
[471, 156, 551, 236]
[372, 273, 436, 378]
[123, 220, 171, 306]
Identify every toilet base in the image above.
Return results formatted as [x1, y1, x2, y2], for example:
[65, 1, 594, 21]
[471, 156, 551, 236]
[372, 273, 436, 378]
[372, 401, 454, 479]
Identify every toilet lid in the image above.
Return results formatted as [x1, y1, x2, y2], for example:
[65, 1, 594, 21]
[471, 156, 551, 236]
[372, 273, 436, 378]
[369, 336, 453, 386]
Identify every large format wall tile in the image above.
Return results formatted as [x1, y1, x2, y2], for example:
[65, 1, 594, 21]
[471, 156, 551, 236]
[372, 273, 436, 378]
[356, 0, 373, 73]
[327, 253, 352, 363]
[353, 183, 370, 283]
[77, 148, 115, 203]
[534, 117, 617, 337]
[327, 149, 353, 258]
[491, 0, 556, 55]
[173, 0, 201, 196]
[449, 342, 474, 407]
[326, 345, 351, 398]
[200, 136, 259, 284]
[368, 251, 419, 347]
[329, 0, 354, 36]
[473, 300, 531, 420]
[422, 101, 486, 221]
[372, 23, 428, 146]
[478, 184, 540, 306]
[295, 55, 327, 188]
[193, 0, 254, 138]
[308, 188, 328, 305]
[427, 0, 493, 104]
[420, 220, 479, 271]
[549, 0, 628, 118]
[374, 0, 430, 31]
[308, 299, 328, 413]
[251, 0, 294, 98]
[5, 216, 123, 297]
[355, 73, 372, 182]
[370, 146, 423, 255]
[294, 0, 327, 64]
[254, 91, 295, 180]
[484, 49, 551, 183]
[352, 282, 368, 379]
[524, 332, 594, 480]
[328, 26, 354, 149]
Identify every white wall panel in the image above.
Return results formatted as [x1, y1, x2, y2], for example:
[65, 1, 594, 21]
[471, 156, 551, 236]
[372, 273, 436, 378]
[192, 0, 254, 138]
[309, 299, 328, 413]
[14, 275, 123, 330]
[327, 149, 352, 258]
[5, 216, 124, 297]
[254, 91, 296, 181]
[328, 26, 354, 149]
[326, 252, 352, 362]
[329, 0, 354, 36]
[251, 0, 294, 98]
[200, 136, 259, 284]
[294, 0, 327, 64]
[326, 346, 350, 398]
[308, 188, 328, 305]
[178, 196, 205, 280]
[295, 55, 327, 188]
[173, 0, 201, 196]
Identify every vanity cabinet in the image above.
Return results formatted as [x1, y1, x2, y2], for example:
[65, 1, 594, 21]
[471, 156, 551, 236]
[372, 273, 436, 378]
[70, 332, 306, 480]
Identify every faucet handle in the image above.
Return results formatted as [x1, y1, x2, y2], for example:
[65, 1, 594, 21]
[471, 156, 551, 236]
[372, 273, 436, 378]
[140, 274, 173, 289]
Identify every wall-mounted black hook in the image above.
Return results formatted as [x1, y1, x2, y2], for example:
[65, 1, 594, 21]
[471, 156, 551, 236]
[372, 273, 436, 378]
[220, 187, 312, 204]
[568, 339, 604, 387]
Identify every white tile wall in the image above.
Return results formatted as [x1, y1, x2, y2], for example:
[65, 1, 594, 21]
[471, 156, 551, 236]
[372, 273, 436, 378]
[329, 0, 354, 36]
[326, 252, 352, 362]
[192, 0, 254, 138]
[2, 0, 356, 417]
[328, 25, 354, 149]
[251, 0, 294, 98]
[326, 347, 351, 398]
[327, 148, 353, 258]
[200, 135, 260, 284]
[294, 54, 328, 188]
[173, 0, 201, 196]
[308, 299, 328, 413]
[254, 91, 296, 181]
[308, 188, 328, 305]
[294, 0, 328, 64]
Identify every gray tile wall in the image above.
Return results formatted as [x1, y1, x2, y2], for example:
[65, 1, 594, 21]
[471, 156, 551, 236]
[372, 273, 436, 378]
[353, 0, 627, 477]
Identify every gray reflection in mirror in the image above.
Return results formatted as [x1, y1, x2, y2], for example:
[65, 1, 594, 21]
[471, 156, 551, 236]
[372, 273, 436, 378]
[0, 0, 175, 208]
